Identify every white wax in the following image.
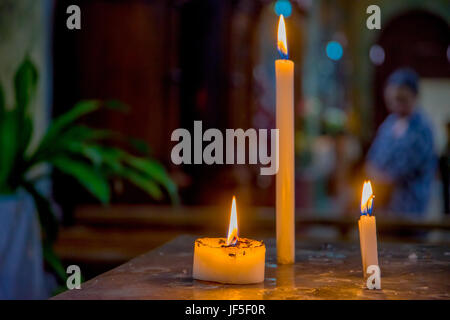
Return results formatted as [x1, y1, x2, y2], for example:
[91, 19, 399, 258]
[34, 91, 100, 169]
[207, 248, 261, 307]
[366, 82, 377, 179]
[275, 59, 295, 264]
[358, 215, 379, 277]
[193, 237, 265, 284]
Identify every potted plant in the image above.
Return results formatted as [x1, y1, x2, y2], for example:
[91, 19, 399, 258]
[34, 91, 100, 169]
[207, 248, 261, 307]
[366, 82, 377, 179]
[0, 58, 178, 299]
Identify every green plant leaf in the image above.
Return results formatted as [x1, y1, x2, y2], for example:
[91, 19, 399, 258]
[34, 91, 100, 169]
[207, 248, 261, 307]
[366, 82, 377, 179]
[124, 155, 179, 203]
[17, 113, 33, 155]
[2, 110, 33, 189]
[13, 58, 37, 159]
[29, 126, 117, 166]
[14, 57, 38, 116]
[128, 137, 151, 156]
[84, 145, 125, 172]
[41, 100, 100, 146]
[30, 101, 101, 164]
[104, 99, 129, 112]
[50, 157, 110, 204]
[40, 100, 128, 150]
[0, 111, 18, 191]
[0, 57, 38, 191]
[63, 125, 117, 142]
[122, 168, 164, 200]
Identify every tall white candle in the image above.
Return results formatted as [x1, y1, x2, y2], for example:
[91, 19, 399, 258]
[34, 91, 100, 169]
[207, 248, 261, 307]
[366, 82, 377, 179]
[275, 15, 295, 264]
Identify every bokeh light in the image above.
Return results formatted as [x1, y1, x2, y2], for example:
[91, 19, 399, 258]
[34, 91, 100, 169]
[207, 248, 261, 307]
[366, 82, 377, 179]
[326, 41, 343, 61]
[369, 44, 385, 65]
[274, 0, 292, 18]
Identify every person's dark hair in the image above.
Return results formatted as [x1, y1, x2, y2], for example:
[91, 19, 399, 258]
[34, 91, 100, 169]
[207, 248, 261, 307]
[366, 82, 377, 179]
[386, 68, 420, 94]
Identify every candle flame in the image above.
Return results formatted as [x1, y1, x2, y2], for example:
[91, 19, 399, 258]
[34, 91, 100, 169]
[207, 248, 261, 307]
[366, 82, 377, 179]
[226, 196, 239, 246]
[277, 14, 288, 59]
[361, 181, 375, 215]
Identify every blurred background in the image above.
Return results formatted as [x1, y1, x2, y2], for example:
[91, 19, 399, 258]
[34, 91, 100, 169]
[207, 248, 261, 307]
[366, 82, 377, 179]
[0, 0, 449, 298]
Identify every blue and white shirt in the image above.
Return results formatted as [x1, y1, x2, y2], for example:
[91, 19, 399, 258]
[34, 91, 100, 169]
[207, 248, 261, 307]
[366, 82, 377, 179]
[367, 109, 437, 216]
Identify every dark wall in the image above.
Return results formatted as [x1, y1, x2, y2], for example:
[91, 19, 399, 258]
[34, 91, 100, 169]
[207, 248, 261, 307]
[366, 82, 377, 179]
[52, 0, 243, 209]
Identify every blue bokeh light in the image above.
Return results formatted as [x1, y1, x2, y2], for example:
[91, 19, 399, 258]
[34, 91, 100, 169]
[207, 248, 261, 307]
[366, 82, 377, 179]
[274, 0, 292, 18]
[326, 41, 343, 61]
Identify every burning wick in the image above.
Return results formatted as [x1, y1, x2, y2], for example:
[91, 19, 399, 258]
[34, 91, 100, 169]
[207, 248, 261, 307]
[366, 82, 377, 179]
[226, 196, 239, 246]
[361, 181, 375, 216]
[277, 14, 288, 59]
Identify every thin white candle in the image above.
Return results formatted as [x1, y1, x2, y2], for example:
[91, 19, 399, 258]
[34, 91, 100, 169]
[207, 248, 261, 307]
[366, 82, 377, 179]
[275, 15, 295, 264]
[358, 181, 379, 277]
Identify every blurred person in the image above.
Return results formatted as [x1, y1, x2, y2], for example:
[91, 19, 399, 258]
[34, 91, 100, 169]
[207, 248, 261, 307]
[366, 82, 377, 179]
[366, 68, 437, 217]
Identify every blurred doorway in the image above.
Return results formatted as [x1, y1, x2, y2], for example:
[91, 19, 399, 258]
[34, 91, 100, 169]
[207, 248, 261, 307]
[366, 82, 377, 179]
[373, 9, 450, 127]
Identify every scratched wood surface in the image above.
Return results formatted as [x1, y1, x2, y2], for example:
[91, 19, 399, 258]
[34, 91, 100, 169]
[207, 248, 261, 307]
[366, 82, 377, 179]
[53, 235, 450, 300]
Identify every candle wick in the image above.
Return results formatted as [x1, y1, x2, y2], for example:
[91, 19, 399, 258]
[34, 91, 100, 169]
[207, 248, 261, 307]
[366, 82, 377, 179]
[361, 195, 375, 216]
[278, 50, 289, 60]
[227, 236, 239, 247]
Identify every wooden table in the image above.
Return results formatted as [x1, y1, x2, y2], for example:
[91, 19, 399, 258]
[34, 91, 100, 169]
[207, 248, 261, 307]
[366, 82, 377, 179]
[54, 235, 450, 300]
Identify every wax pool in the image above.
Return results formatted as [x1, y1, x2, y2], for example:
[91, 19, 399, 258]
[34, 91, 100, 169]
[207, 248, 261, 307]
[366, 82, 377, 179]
[193, 237, 266, 284]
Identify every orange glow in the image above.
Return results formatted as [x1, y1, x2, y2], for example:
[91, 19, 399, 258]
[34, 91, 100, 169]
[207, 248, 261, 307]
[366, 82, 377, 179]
[226, 196, 239, 246]
[361, 181, 375, 215]
[277, 14, 288, 58]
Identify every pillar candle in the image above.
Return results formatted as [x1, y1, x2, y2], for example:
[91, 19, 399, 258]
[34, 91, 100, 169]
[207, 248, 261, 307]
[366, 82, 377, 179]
[193, 237, 266, 284]
[193, 197, 266, 284]
[275, 14, 295, 264]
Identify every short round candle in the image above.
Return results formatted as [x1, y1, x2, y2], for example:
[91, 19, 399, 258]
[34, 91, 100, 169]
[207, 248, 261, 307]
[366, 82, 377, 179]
[192, 197, 266, 284]
[193, 237, 265, 284]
